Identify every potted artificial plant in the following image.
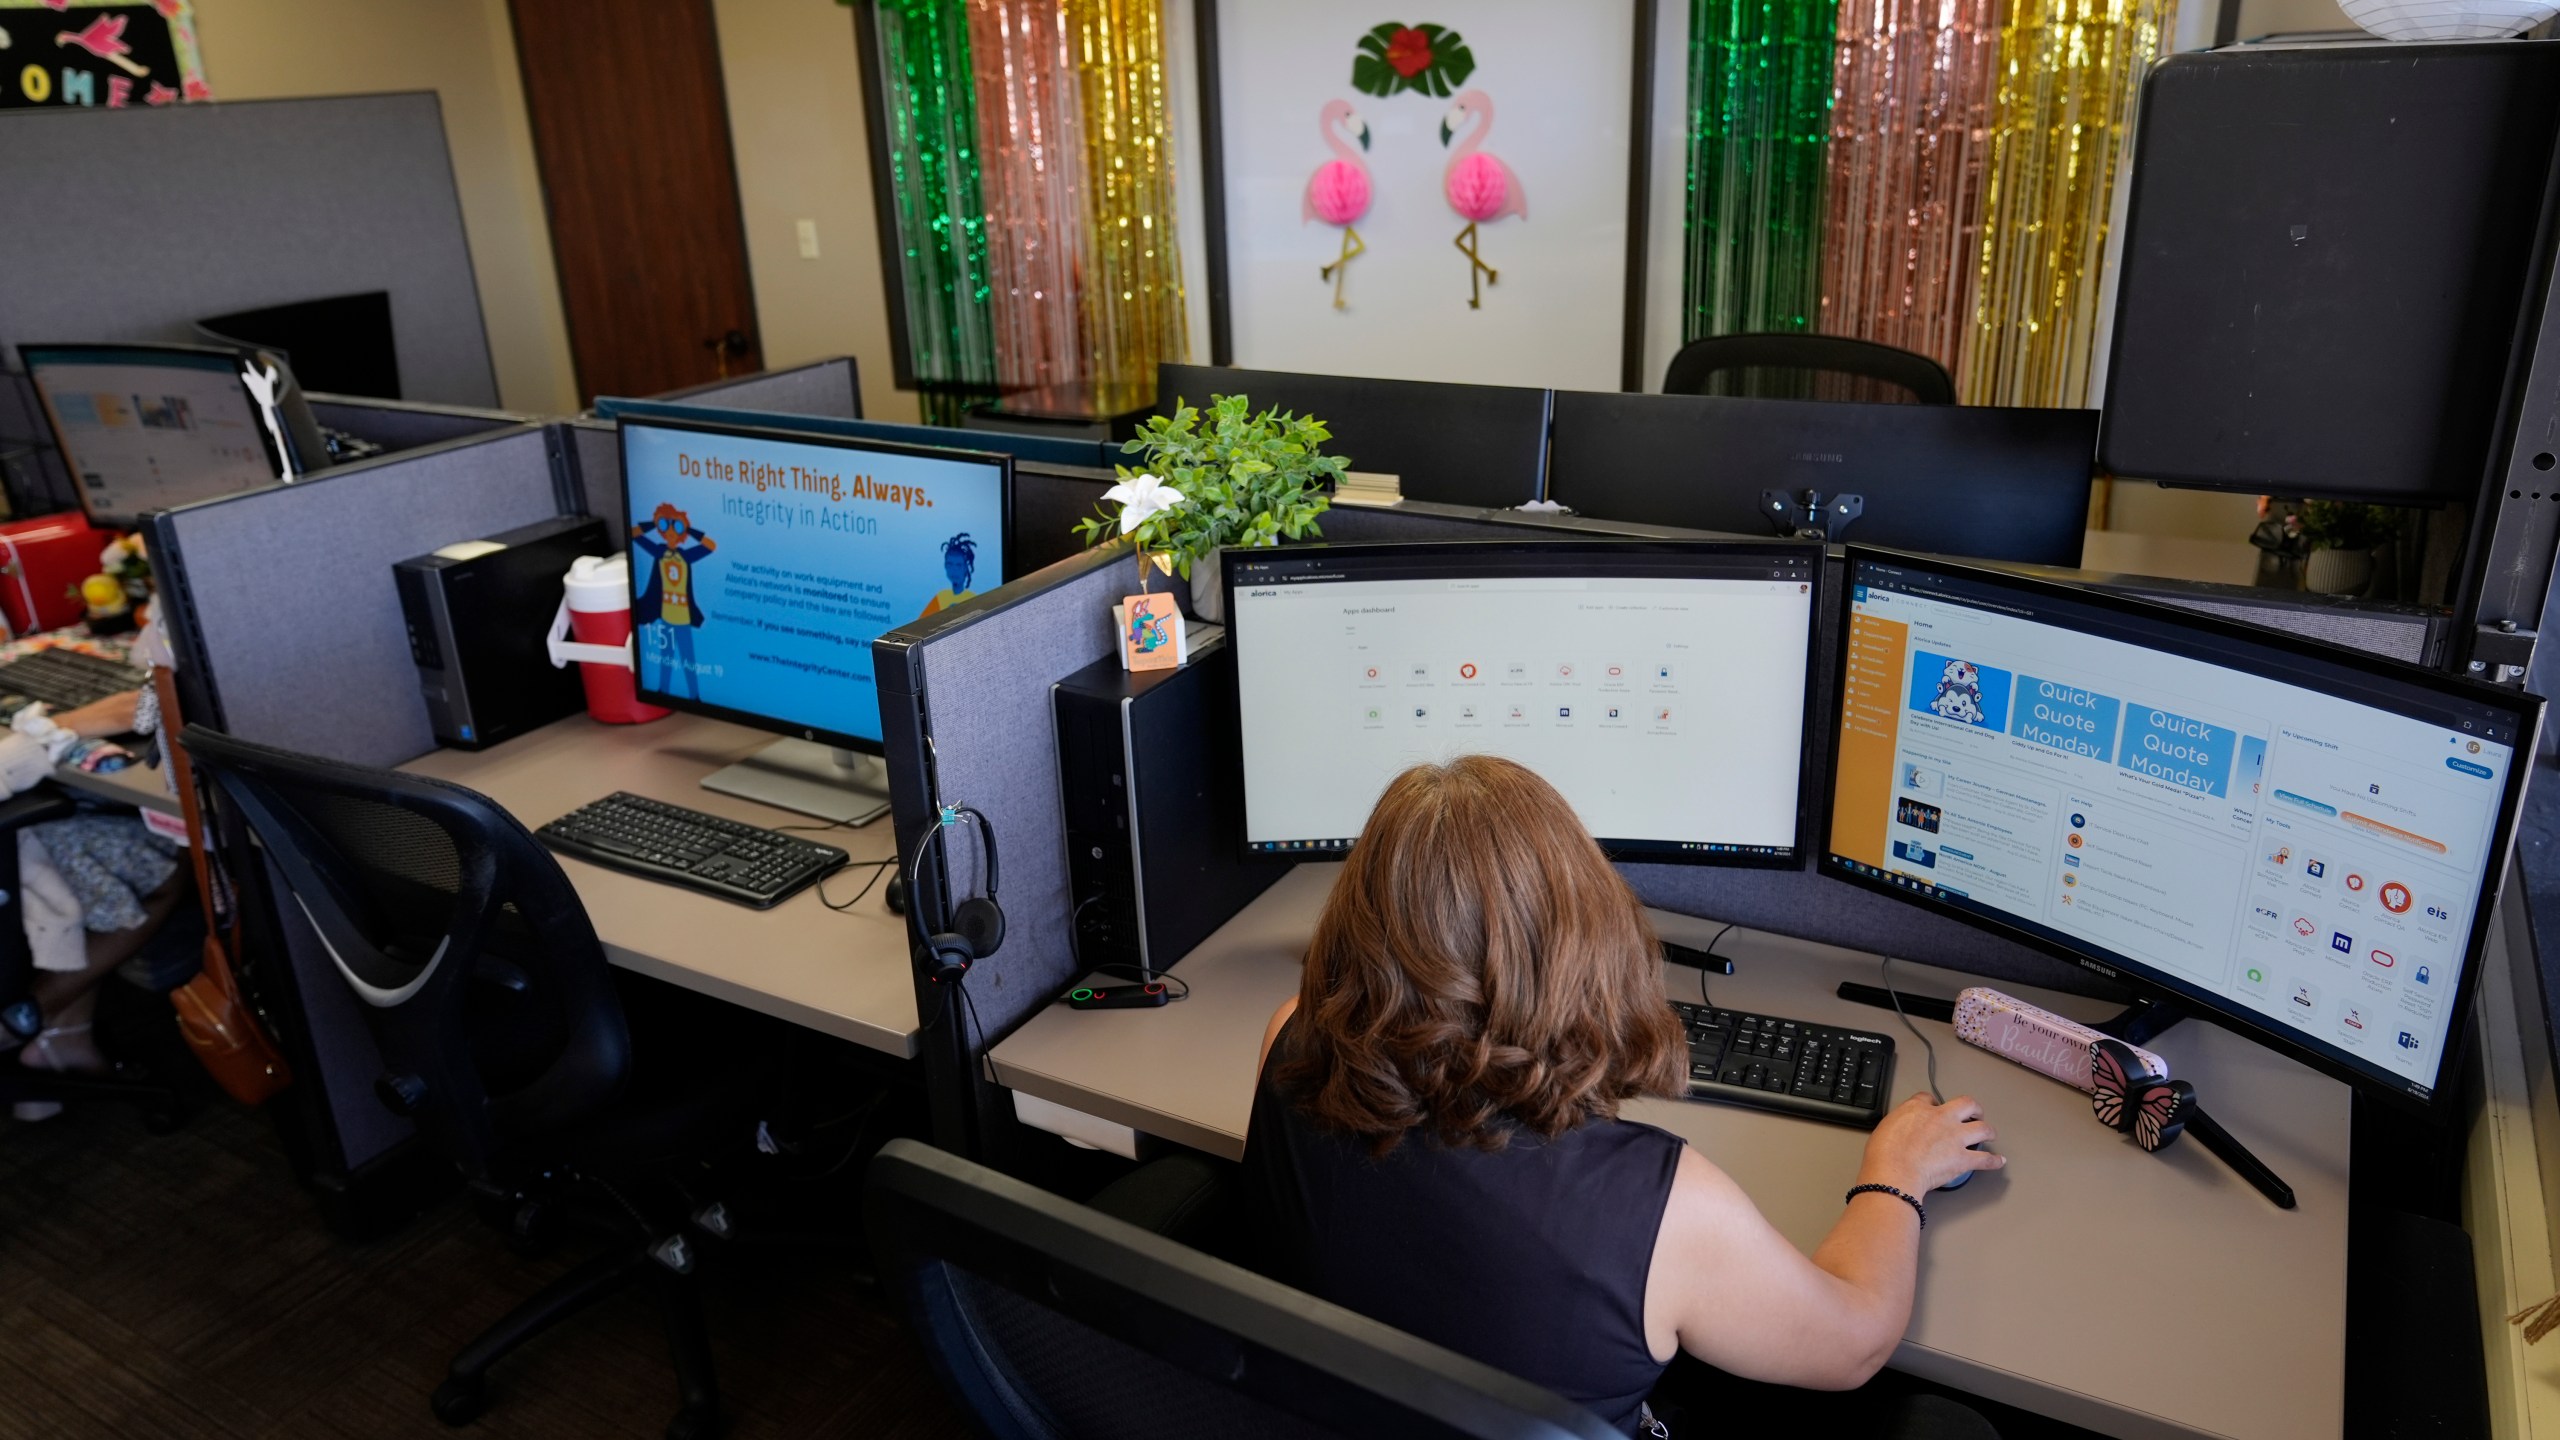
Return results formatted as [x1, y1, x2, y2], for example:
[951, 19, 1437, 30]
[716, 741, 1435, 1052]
[1076, 395, 1345, 623]
[2297, 500, 2401, 596]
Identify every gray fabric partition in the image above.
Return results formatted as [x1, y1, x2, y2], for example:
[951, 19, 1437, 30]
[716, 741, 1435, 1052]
[152, 423, 568, 769]
[641, 357, 860, 418]
[310, 397, 534, 456]
[1015, 466, 1112, 575]
[563, 418, 626, 532]
[0, 94, 497, 406]
[901, 554, 1131, 1041]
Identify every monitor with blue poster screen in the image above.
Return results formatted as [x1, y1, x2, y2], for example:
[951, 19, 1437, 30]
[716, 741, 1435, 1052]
[618, 414, 1010, 823]
[1823, 547, 2540, 1114]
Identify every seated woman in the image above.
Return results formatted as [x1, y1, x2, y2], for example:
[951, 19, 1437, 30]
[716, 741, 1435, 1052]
[1243, 755, 2002, 1436]
[10, 687, 189, 1119]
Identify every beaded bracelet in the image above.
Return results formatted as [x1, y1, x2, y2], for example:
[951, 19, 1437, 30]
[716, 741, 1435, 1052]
[1845, 1182, 1926, 1230]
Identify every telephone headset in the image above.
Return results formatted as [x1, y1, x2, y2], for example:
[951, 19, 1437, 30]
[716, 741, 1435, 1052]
[906, 804, 1004, 985]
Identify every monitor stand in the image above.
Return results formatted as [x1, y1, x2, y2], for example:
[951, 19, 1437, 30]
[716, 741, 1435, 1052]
[700, 739, 890, 826]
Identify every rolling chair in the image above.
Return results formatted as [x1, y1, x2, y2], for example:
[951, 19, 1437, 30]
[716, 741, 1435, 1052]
[0, 787, 188, 1127]
[1662, 334, 1956, 406]
[864, 1137, 1626, 1440]
[181, 725, 770, 1440]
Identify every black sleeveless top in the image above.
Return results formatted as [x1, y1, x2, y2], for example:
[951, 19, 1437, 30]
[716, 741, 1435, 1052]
[1240, 1018, 1685, 1435]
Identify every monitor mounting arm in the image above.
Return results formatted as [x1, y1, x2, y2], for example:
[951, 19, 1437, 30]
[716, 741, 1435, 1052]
[1762, 489, 1864, 543]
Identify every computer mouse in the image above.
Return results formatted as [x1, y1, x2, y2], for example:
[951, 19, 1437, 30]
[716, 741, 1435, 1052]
[1938, 1142, 1988, 1191]
[884, 873, 907, 916]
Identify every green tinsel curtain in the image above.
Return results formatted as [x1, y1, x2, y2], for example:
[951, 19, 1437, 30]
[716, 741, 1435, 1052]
[1683, 0, 1836, 365]
[874, 0, 997, 390]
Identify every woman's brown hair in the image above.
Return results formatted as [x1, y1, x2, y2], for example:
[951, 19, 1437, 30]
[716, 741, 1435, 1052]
[1277, 754, 1685, 1154]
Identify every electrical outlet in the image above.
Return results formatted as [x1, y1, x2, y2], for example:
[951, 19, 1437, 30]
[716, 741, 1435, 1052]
[795, 219, 820, 260]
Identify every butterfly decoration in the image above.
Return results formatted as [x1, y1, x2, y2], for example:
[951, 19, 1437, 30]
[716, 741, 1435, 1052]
[2090, 1037, 2195, 1152]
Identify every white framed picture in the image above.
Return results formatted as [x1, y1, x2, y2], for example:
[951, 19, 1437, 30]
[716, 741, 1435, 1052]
[1196, 0, 1655, 391]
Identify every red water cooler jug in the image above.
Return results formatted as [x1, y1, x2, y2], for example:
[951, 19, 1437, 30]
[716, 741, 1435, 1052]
[546, 555, 670, 725]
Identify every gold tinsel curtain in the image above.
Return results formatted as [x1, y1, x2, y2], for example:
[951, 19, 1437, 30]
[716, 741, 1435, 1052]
[1960, 0, 2176, 406]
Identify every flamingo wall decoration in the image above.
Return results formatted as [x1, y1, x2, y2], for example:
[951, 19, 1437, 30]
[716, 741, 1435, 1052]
[1304, 99, 1372, 309]
[1439, 89, 1524, 309]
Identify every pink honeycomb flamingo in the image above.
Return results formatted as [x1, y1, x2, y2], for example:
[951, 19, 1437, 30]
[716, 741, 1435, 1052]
[1303, 99, 1372, 309]
[1439, 89, 1525, 309]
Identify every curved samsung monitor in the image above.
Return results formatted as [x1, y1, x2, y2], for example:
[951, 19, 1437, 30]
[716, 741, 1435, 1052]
[1223, 539, 1823, 866]
[618, 412, 1011, 822]
[1545, 390, 2097, 567]
[1823, 547, 2540, 1114]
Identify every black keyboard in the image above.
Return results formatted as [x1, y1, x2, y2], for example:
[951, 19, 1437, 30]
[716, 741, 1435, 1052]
[1671, 999, 1896, 1129]
[537, 792, 849, 909]
[0, 648, 148, 711]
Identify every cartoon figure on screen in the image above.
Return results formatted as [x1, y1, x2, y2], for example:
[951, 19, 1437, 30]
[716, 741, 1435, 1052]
[917, 533, 980, 620]
[1927, 659, 1986, 725]
[630, 503, 716, 700]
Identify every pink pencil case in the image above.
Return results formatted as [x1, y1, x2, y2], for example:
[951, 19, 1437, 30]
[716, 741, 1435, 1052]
[1952, 987, 2166, 1092]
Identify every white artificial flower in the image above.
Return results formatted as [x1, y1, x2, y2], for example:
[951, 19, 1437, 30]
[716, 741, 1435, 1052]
[1103, 473, 1186, 534]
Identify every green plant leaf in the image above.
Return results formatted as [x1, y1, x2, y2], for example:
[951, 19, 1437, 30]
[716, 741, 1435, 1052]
[1351, 55, 1394, 96]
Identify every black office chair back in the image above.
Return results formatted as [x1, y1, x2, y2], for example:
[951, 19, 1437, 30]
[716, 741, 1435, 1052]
[180, 725, 629, 1186]
[865, 1139, 1623, 1440]
[1663, 333, 1956, 405]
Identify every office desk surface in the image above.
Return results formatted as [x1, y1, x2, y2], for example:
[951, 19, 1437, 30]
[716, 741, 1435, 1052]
[53, 757, 181, 816]
[401, 713, 916, 1056]
[990, 863, 2350, 1440]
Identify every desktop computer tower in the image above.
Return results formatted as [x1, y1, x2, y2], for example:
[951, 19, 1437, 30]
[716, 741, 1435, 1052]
[1053, 636, 1281, 978]
[395, 515, 604, 749]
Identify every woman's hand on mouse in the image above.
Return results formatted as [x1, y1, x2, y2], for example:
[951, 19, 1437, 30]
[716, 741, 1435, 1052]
[1858, 1093, 2003, 1194]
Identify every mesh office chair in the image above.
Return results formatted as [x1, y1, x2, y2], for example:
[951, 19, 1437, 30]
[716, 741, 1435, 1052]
[865, 1137, 1626, 1440]
[181, 725, 767, 1440]
[1662, 334, 1956, 406]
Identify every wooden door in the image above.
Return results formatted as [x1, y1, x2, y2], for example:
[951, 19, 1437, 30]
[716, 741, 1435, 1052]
[510, 0, 763, 403]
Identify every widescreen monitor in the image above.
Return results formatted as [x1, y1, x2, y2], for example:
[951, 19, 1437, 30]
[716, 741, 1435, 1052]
[1223, 540, 1822, 865]
[618, 414, 1011, 822]
[20, 343, 288, 527]
[1824, 548, 2539, 1112]
[1545, 391, 2097, 567]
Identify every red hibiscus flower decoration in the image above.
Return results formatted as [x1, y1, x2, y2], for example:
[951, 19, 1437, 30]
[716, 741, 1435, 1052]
[1384, 27, 1432, 78]
[1352, 22, 1475, 99]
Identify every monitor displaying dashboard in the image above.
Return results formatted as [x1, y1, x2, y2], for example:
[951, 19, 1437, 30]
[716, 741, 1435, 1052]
[618, 414, 1011, 753]
[1826, 549, 2538, 1108]
[21, 343, 285, 527]
[1225, 540, 1822, 864]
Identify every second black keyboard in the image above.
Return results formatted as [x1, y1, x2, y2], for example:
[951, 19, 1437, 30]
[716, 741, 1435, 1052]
[1671, 999, 1896, 1129]
[537, 791, 849, 909]
[0, 647, 149, 711]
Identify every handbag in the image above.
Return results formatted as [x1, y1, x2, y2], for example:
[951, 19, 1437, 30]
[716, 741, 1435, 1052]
[152, 664, 293, 1106]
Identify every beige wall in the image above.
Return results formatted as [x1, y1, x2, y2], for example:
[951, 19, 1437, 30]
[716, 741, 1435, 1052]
[190, 0, 579, 416]
[711, 0, 918, 423]
[193, 0, 910, 423]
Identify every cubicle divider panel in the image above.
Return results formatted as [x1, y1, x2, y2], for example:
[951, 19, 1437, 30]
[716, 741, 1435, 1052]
[2127, 588, 2438, 666]
[310, 397, 536, 457]
[0, 95, 499, 407]
[563, 418, 627, 533]
[1014, 467, 1114, 576]
[151, 423, 569, 769]
[640, 357, 861, 418]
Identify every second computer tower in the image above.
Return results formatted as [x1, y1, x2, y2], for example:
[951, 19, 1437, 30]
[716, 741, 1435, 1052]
[1053, 637, 1281, 978]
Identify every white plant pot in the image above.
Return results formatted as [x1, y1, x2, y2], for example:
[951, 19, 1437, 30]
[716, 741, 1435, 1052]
[1190, 549, 1225, 624]
[2337, 0, 2555, 39]
[2303, 546, 2374, 596]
